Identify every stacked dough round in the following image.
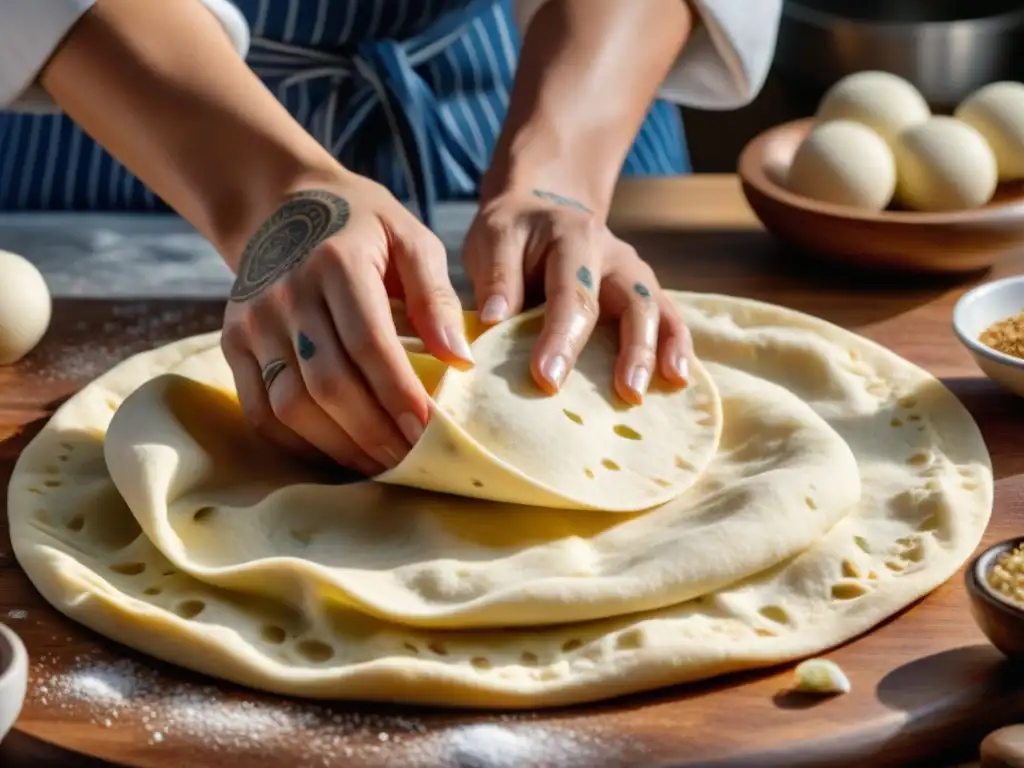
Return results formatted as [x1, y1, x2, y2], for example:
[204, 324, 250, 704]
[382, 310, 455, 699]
[786, 72, 1024, 213]
[8, 297, 993, 708]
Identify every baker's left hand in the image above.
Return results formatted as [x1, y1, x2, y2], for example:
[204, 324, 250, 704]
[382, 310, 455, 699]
[462, 188, 693, 404]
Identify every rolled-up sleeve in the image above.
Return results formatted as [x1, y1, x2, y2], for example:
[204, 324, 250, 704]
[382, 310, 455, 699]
[1, 0, 251, 112]
[513, 0, 782, 110]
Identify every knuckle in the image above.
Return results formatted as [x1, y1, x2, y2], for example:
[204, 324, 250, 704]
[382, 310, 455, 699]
[564, 283, 599, 318]
[220, 322, 249, 355]
[241, 396, 276, 431]
[269, 386, 307, 427]
[304, 369, 345, 404]
[411, 282, 460, 315]
[347, 327, 393, 362]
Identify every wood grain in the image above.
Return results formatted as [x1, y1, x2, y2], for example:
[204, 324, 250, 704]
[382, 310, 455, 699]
[2, 176, 1023, 768]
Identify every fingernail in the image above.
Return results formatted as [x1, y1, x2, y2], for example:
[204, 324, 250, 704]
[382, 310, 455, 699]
[398, 412, 425, 445]
[541, 355, 568, 388]
[444, 326, 475, 364]
[678, 355, 690, 383]
[629, 366, 650, 397]
[480, 295, 509, 325]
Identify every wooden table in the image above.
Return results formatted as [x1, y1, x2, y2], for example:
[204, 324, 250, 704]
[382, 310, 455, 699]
[1, 176, 1023, 767]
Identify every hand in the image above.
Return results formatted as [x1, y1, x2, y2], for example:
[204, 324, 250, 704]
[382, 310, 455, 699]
[462, 188, 693, 405]
[221, 178, 473, 475]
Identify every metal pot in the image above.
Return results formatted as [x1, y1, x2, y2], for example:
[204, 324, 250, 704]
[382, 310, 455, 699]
[774, 0, 1024, 108]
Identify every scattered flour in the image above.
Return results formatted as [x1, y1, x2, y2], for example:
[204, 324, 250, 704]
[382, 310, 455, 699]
[6, 609, 28, 620]
[26, 653, 637, 766]
[23, 303, 222, 383]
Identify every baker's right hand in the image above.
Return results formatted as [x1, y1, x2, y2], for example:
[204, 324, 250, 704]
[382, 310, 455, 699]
[220, 178, 472, 476]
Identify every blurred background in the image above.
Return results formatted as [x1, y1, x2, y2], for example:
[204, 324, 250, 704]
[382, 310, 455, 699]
[684, 0, 1024, 171]
[2, 0, 1024, 297]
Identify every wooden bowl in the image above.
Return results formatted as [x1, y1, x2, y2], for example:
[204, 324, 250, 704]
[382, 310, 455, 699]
[965, 536, 1024, 658]
[0, 623, 28, 743]
[738, 119, 1024, 274]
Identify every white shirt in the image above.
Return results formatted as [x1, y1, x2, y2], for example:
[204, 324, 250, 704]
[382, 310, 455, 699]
[0, 0, 779, 112]
[0, 0, 250, 110]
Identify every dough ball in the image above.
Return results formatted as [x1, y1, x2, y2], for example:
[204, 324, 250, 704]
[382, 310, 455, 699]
[955, 81, 1024, 181]
[892, 116, 998, 212]
[786, 120, 896, 210]
[0, 250, 51, 365]
[816, 71, 930, 144]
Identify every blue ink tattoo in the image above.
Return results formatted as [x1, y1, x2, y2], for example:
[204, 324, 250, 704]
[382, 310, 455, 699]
[532, 189, 592, 214]
[633, 282, 651, 298]
[297, 331, 317, 361]
[576, 266, 594, 290]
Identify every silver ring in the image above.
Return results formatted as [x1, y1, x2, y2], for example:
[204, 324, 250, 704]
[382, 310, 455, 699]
[260, 359, 287, 390]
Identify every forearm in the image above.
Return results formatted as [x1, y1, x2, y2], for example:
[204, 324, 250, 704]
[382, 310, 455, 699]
[484, 0, 694, 215]
[38, 0, 344, 267]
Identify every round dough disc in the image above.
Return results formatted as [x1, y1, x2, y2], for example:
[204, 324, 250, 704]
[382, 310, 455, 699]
[8, 294, 992, 709]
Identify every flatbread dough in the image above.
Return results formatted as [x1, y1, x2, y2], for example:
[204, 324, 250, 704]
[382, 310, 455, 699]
[7, 293, 992, 709]
[99, 353, 859, 629]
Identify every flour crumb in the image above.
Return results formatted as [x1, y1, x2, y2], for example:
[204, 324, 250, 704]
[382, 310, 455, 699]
[26, 653, 638, 765]
[6, 609, 27, 620]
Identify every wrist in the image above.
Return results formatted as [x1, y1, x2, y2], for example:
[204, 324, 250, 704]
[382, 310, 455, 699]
[482, 119, 623, 217]
[208, 160, 356, 270]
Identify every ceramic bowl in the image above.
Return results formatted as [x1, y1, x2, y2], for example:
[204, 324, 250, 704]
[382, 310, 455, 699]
[953, 275, 1024, 398]
[0, 623, 28, 743]
[737, 119, 1024, 274]
[966, 537, 1024, 658]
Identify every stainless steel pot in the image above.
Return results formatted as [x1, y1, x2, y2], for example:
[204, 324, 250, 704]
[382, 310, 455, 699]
[774, 0, 1024, 107]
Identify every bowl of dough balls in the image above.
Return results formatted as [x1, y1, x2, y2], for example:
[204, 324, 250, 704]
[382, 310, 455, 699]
[739, 71, 1024, 274]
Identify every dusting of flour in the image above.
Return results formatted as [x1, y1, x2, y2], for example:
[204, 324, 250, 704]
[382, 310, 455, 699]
[26, 652, 638, 767]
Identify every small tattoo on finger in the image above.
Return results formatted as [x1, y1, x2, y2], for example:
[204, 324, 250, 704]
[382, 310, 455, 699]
[297, 331, 317, 361]
[576, 266, 594, 290]
[633, 282, 651, 298]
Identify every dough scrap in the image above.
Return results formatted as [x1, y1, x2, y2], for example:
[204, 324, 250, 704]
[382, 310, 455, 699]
[8, 293, 992, 709]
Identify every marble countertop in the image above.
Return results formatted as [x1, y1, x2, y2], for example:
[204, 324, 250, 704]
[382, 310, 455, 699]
[0, 204, 477, 299]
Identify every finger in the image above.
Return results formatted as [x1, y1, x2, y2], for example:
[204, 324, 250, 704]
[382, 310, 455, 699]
[289, 297, 414, 469]
[225, 346, 324, 460]
[604, 275, 660, 405]
[657, 296, 693, 387]
[531, 239, 602, 394]
[247, 325, 384, 476]
[464, 217, 527, 326]
[318, 241, 432, 443]
[389, 219, 474, 369]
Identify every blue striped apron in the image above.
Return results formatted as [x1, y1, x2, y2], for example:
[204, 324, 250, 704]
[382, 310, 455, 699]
[0, 0, 690, 228]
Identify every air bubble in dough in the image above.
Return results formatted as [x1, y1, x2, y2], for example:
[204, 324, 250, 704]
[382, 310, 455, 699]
[786, 120, 896, 211]
[955, 81, 1024, 181]
[817, 71, 930, 144]
[892, 117, 998, 213]
[0, 250, 51, 365]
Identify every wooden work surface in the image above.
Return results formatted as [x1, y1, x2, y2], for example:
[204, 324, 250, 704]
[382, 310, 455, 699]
[2, 176, 1024, 768]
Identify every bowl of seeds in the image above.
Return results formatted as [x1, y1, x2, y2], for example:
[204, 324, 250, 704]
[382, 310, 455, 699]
[966, 537, 1024, 658]
[953, 275, 1024, 398]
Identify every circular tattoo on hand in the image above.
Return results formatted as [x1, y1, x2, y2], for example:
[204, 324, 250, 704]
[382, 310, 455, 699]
[230, 189, 351, 302]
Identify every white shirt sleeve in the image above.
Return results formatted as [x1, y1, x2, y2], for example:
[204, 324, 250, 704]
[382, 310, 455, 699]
[1, 0, 251, 113]
[512, 0, 782, 110]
